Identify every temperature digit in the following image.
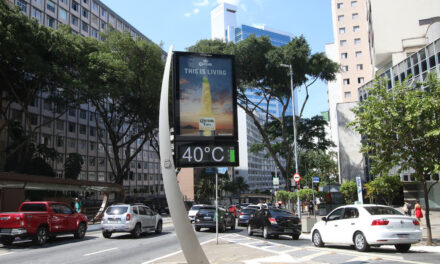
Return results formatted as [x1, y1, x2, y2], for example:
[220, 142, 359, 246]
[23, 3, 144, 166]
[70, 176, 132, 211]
[194, 147, 203, 162]
[182, 147, 192, 162]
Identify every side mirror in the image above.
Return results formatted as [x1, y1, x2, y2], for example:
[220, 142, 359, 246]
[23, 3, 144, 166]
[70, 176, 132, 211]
[321, 217, 327, 222]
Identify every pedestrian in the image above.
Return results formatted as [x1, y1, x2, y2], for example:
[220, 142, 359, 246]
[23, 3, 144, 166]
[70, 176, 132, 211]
[403, 201, 412, 216]
[414, 200, 423, 228]
[74, 198, 81, 213]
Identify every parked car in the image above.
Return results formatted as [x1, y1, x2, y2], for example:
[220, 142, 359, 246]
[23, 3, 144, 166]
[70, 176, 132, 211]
[194, 206, 235, 232]
[0, 201, 88, 246]
[311, 204, 422, 252]
[188, 204, 208, 223]
[238, 207, 258, 227]
[247, 208, 301, 240]
[101, 203, 162, 238]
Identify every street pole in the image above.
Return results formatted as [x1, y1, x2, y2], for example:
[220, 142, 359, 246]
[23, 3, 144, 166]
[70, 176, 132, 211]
[280, 63, 301, 219]
[216, 171, 218, 245]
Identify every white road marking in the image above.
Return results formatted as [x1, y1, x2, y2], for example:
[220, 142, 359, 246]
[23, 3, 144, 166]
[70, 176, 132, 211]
[299, 251, 329, 261]
[83, 247, 118, 256]
[0, 252, 14, 257]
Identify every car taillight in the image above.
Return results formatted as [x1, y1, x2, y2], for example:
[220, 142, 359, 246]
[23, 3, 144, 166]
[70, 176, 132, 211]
[413, 220, 420, 226]
[102, 213, 105, 221]
[195, 213, 199, 217]
[269, 217, 277, 225]
[371, 219, 389, 226]
[126, 214, 131, 221]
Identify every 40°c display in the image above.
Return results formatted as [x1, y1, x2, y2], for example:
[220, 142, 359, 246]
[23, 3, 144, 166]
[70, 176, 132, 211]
[175, 142, 239, 168]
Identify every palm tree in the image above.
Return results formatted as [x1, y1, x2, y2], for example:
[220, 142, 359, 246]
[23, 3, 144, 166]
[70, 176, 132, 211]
[234, 176, 249, 204]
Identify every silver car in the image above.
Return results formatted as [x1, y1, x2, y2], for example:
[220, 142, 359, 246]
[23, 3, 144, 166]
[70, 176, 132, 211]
[101, 203, 162, 238]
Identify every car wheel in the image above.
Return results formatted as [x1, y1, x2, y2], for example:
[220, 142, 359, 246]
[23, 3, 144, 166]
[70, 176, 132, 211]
[263, 226, 270, 239]
[0, 236, 14, 246]
[74, 222, 86, 239]
[292, 233, 300, 240]
[132, 223, 142, 238]
[354, 232, 369, 252]
[247, 225, 253, 236]
[312, 230, 324, 247]
[155, 221, 163, 234]
[102, 231, 112, 238]
[195, 226, 201, 232]
[33, 226, 48, 245]
[395, 244, 411, 253]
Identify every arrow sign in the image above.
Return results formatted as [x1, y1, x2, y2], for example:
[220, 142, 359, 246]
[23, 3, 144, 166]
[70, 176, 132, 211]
[293, 173, 301, 183]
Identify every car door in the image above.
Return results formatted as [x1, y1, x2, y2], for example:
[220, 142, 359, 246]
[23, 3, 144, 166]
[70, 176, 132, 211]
[320, 208, 344, 243]
[58, 203, 77, 231]
[145, 207, 156, 228]
[49, 203, 65, 233]
[338, 207, 360, 244]
[137, 206, 148, 230]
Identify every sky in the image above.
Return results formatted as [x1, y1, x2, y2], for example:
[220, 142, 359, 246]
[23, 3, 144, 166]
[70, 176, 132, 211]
[101, 0, 334, 119]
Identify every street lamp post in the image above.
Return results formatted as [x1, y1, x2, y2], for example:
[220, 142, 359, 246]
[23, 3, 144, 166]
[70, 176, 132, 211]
[280, 63, 301, 219]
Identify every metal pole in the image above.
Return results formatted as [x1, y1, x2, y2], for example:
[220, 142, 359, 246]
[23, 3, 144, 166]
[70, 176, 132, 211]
[312, 180, 316, 218]
[216, 171, 218, 245]
[159, 45, 209, 264]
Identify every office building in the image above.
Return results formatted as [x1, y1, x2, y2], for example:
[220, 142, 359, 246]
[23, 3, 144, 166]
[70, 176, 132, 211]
[7, 0, 164, 199]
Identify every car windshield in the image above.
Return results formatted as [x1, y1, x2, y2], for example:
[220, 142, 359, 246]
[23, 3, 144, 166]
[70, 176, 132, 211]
[21, 203, 47, 212]
[364, 206, 403, 215]
[191, 205, 202, 210]
[106, 206, 128, 215]
[198, 208, 216, 214]
[269, 209, 294, 217]
[241, 209, 256, 214]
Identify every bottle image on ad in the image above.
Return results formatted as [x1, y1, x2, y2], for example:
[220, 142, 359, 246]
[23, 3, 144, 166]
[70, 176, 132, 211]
[199, 76, 216, 136]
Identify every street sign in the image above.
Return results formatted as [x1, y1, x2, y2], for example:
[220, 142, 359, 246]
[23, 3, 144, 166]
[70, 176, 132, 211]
[312, 176, 320, 183]
[273, 177, 279, 188]
[356, 176, 363, 204]
[293, 173, 301, 183]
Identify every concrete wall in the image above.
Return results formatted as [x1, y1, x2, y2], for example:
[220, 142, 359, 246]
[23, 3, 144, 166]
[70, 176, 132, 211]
[177, 168, 194, 202]
[336, 102, 364, 183]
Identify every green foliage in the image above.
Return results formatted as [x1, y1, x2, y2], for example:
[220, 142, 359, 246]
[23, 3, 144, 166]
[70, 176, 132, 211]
[276, 190, 290, 204]
[297, 188, 317, 201]
[188, 36, 338, 190]
[364, 175, 402, 205]
[64, 153, 84, 180]
[340, 180, 357, 204]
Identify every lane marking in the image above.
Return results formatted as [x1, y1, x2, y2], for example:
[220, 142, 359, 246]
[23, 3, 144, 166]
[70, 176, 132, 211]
[0, 252, 14, 257]
[141, 238, 216, 264]
[83, 247, 118, 256]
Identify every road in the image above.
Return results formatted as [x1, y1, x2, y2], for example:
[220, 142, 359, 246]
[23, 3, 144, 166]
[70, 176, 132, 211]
[0, 225, 439, 263]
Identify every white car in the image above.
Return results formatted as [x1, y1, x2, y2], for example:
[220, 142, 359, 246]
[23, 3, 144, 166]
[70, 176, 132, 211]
[188, 204, 208, 223]
[311, 204, 422, 252]
[101, 203, 162, 238]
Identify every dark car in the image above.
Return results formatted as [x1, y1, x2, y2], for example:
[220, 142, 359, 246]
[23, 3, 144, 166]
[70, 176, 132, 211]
[238, 207, 258, 227]
[247, 208, 301, 240]
[195, 206, 235, 232]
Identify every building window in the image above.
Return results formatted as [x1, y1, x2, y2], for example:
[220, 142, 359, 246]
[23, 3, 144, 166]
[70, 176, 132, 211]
[353, 25, 360, 32]
[79, 124, 86, 135]
[98, 143, 104, 153]
[90, 142, 96, 151]
[340, 40, 347, 46]
[92, 1, 98, 11]
[342, 65, 349, 72]
[343, 78, 350, 85]
[339, 27, 345, 34]
[72, 1, 79, 11]
[71, 15, 78, 26]
[341, 53, 348, 59]
[60, 0, 67, 4]
[68, 122, 76, 133]
[101, 8, 107, 17]
[32, 8, 41, 22]
[56, 120, 64, 130]
[89, 157, 96, 167]
[47, 1, 55, 12]
[68, 138, 76, 148]
[79, 140, 86, 149]
[91, 14, 98, 24]
[68, 108, 76, 117]
[43, 116, 52, 128]
[357, 64, 363, 70]
[337, 2, 343, 9]
[34, 0, 42, 5]
[30, 114, 38, 126]
[17, 0, 27, 13]
[89, 112, 95, 122]
[59, 8, 67, 20]
[354, 38, 361, 45]
[56, 136, 64, 147]
[83, 0, 89, 4]
[352, 13, 359, 19]
[90, 127, 96, 136]
[351, 1, 358, 7]
[47, 15, 55, 28]
[100, 21, 106, 30]
[344, 91, 351, 98]
[355, 51, 362, 58]
[82, 7, 88, 18]
[358, 77, 364, 84]
[80, 109, 86, 119]
[338, 15, 344, 21]
[82, 21, 88, 32]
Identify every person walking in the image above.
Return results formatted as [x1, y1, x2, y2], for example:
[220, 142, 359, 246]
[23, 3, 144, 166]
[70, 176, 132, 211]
[414, 200, 423, 228]
[403, 201, 412, 216]
[74, 198, 81, 213]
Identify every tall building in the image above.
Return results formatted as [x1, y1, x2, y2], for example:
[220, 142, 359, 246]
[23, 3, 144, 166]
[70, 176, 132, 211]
[211, 3, 298, 191]
[7, 0, 165, 199]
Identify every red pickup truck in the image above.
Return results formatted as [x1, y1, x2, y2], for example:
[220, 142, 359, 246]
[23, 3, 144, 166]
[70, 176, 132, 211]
[0, 201, 88, 246]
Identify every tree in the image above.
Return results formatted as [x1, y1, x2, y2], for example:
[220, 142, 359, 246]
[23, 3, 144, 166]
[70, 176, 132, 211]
[297, 188, 317, 202]
[64, 153, 84, 180]
[364, 175, 402, 205]
[349, 74, 440, 245]
[233, 176, 249, 204]
[340, 180, 357, 204]
[78, 29, 164, 197]
[188, 36, 338, 191]
[0, 2, 83, 170]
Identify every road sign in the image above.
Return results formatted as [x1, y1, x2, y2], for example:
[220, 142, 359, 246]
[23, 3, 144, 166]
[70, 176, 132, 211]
[293, 173, 301, 183]
[356, 176, 363, 204]
[312, 176, 320, 183]
[273, 177, 279, 188]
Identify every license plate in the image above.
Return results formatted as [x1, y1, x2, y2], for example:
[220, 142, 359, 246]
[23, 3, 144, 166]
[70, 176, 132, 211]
[397, 234, 409, 238]
[285, 229, 293, 233]
[204, 217, 212, 220]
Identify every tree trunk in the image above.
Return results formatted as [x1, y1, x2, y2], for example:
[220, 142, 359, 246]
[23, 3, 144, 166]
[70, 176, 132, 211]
[422, 179, 432, 245]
